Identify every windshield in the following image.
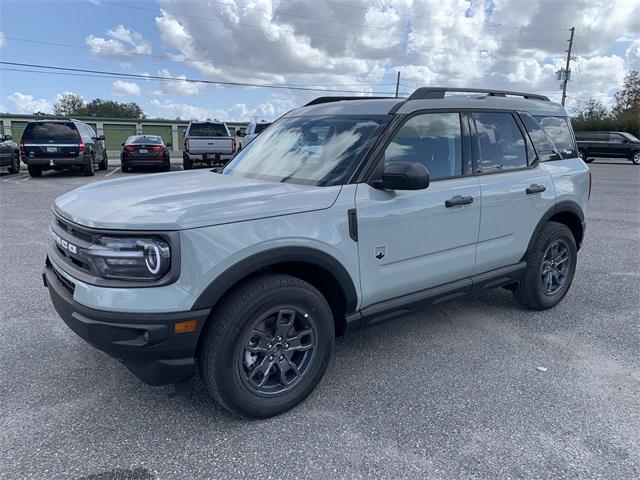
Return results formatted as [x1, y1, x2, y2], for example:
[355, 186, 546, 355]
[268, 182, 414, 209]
[128, 136, 163, 145]
[223, 115, 389, 186]
[188, 123, 228, 137]
[623, 132, 640, 142]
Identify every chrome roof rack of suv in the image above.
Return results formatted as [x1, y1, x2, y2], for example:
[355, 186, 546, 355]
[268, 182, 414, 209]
[304, 96, 394, 107]
[407, 87, 550, 102]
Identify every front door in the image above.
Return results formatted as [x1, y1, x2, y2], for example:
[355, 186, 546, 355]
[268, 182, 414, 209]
[355, 112, 481, 309]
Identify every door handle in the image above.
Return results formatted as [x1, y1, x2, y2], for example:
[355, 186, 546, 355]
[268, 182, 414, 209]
[526, 184, 546, 194]
[445, 195, 474, 207]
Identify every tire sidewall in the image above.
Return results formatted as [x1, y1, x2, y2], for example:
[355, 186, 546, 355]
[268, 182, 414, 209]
[208, 283, 334, 418]
[530, 226, 577, 308]
[631, 151, 640, 165]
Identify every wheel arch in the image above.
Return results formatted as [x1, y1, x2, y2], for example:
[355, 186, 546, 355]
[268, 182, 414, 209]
[191, 246, 359, 337]
[526, 200, 585, 255]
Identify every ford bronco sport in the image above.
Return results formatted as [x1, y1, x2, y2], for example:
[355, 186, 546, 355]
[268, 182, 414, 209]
[44, 88, 590, 418]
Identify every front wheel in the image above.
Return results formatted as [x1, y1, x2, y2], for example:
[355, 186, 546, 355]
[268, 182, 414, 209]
[513, 221, 577, 310]
[631, 151, 640, 165]
[198, 274, 334, 418]
[8, 152, 20, 174]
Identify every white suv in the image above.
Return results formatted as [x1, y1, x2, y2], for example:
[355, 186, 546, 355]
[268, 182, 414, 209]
[236, 120, 271, 151]
[44, 88, 590, 418]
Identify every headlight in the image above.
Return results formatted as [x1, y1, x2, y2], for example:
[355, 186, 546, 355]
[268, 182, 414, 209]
[86, 236, 171, 281]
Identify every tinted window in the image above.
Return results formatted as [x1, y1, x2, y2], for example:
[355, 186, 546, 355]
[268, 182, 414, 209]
[520, 113, 561, 162]
[224, 116, 389, 186]
[609, 133, 625, 143]
[254, 123, 271, 134]
[473, 112, 527, 171]
[128, 136, 163, 145]
[623, 132, 640, 142]
[188, 123, 228, 137]
[22, 122, 80, 143]
[534, 116, 577, 158]
[384, 113, 462, 180]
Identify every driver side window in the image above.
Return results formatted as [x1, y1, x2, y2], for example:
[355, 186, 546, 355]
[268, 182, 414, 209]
[384, 113, 462, 180]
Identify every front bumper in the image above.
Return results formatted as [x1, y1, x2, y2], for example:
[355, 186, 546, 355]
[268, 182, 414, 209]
[44, 259, 211, 385]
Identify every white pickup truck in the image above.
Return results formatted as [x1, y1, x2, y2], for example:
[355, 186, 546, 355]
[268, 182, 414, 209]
[183, 121, 237, 170]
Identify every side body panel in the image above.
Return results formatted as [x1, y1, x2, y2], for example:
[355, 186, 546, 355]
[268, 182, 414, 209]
[474, 165, 556, 274]
[355, 178, 481, 309]
[543, 158, 590, 215]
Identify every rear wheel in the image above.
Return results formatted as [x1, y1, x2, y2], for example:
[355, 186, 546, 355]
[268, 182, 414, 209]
[121, 160, 129, 173]
[198, 274, 334, 419]
[162, 158, 171, 172]
[8, 152, 20, 174]
[183, 155, 193, 170]
[513, 222, 577, 310]
[631, 151, 640, 165]
[98, 152, 108, 170]
[27, 165, 42, 177]
[83, 155, 95, 176]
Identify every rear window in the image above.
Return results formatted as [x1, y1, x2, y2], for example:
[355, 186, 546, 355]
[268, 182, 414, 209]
[254, 123, 271, 134]
[128, 136, 162, 145]
[519, 113, 561, 162]
[188, 123, 228, 137]
[534, 116, 577, 158]
[22, 122, 79, 143]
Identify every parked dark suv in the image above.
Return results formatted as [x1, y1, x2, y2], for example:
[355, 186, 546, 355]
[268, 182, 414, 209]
[0, 133, 21, 173]
[575, 131, 640, 165]
[21, 120, 108, 177]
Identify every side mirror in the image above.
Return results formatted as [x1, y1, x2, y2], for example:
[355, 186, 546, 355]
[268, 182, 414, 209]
[166, 143, 173, 147]
[98, 135, 106, 141]
[121, 142, 125, 147]
[370, 161, 430, 190]
[4, 135, 13, 140]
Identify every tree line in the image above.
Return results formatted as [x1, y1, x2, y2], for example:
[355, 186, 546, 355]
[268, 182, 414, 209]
[572, 70, 640, 138]
[35, 93, 146, 119]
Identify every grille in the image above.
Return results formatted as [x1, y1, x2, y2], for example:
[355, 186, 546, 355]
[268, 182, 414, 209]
[50, 214, 98, 274]
[53, 266, 75, 295]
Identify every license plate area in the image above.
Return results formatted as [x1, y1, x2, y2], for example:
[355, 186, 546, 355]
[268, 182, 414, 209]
[47, 146, 58, 153]
[139, 149, 148, 153]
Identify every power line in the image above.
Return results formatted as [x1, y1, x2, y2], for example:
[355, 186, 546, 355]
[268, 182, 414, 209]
[0, 61, 406, 95]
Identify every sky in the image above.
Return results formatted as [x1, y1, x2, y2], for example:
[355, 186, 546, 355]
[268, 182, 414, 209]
[0, 0, 639, 121]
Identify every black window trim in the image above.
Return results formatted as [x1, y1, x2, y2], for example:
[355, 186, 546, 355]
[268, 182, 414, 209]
[355, 108, 472, 185]
[468, 110, 535, 176]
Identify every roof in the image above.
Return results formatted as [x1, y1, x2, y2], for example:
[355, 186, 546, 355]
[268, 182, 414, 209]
[291, 88, 567, 118]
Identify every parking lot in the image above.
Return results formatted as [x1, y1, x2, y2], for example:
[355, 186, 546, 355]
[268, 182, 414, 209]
[1, 159, 639, 479]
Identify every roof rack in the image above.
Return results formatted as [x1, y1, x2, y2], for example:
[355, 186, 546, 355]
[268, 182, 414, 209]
[407, 87, 550, 102]
[304, 96, 394, 107]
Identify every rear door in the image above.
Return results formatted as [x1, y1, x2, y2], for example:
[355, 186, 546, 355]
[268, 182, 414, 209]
[356, 111, 481, 308]
[472, 111, 556, 275]
[22, 122, 81, 159]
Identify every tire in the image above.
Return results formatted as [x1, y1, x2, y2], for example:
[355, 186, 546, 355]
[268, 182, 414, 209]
[8, 152, 20, 174]
[183, 155, 193, 170]
[121, 160, 129, 173]
[27, 165, 42, 177]
[83, 155, 95, 176]
[513, 221, 577, 310]
[162, 159, 171, 172]
[198, 274, 335, 419]
[98, 152, 108, 170]
[631, 151, 640, 165]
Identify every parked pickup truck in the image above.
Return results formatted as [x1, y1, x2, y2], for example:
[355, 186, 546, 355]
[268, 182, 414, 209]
[183, 121, 236, 170]
[575, 131, 640, 165]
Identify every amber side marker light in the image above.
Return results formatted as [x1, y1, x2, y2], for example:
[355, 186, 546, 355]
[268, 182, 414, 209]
[174, 320, 198, 333]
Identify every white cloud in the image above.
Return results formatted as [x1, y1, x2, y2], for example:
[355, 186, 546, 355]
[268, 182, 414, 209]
[6, 92, 53, 114]
[626, 39, 640, 71]
[0, 32, 5, 48]
[86, 25, 151, 62]
[112, 80, 141, 96]
[154, 69, 205, 96]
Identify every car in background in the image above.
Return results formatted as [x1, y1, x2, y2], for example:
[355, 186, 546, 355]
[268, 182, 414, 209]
[182, 121, 236, 171]
[0, 133, 21, 174]
[121, 135, 172, 173]
[575, 131, 640, 165]
[21, 119, 107, 177]
[236, 120, 271, 151]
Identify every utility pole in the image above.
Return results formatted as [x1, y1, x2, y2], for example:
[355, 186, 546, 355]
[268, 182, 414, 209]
[395, 71, 400, 98]
[561, 27, 575, 107]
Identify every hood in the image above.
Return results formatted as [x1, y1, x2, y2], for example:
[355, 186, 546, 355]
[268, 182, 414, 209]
[54, 170, 341, 230]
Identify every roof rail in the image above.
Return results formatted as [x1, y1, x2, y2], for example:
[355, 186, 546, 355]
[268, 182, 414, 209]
[408, 87, 550, 102]
[304, 96, 394, 107]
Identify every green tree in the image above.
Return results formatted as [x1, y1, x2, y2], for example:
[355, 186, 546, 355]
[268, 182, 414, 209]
[79, 99, 146, 119]
[575, 98, 609, 121]
[53, 93, 85, 116]
[613, 70, 640, 117]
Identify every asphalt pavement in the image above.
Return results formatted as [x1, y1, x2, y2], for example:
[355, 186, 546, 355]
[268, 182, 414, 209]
[1, 158, 639, 479]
